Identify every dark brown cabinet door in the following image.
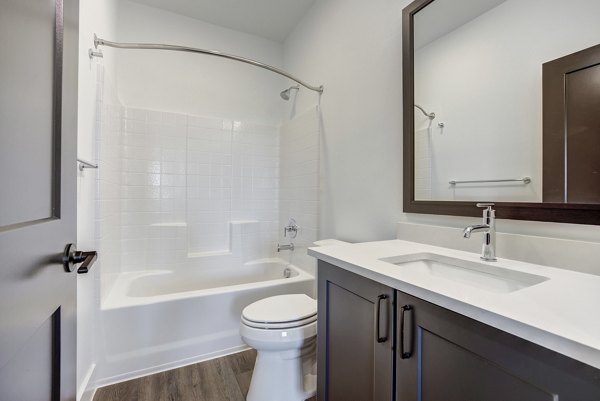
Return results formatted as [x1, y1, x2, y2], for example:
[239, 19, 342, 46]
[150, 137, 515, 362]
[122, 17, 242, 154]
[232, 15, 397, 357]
[396, 291, 600, 401]
[0, 0, 79, 400]
[317, 261, 394, 401]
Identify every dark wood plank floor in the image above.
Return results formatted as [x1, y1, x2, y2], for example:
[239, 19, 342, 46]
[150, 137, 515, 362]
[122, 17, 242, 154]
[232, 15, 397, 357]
[93, 349, 317, 401]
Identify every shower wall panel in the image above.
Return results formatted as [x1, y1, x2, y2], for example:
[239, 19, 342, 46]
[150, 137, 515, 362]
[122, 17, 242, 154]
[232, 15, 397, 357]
[95, 66, 124, 299]
[279, 107, 321, 275]
[112, 107, 279, 271]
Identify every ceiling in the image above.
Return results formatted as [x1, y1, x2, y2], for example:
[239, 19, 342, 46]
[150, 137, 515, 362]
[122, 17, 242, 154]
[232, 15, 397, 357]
[414, 0, 506, 49]
[129, 0, 317, 42]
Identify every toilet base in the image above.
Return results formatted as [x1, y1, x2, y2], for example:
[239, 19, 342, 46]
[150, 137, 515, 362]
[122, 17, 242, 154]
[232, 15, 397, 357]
[246, 339, 317, 401]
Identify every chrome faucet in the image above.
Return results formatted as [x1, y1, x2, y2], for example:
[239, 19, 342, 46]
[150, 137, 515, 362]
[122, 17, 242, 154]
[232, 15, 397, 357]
[278, 218, 298, 252]
[463, 203, 497, 262]
[283, 218, 299, 239]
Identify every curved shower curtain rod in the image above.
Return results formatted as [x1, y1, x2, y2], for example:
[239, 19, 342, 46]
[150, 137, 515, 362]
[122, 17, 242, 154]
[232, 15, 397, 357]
[414, 104, 435, 119]
[93, 35, 324, 94]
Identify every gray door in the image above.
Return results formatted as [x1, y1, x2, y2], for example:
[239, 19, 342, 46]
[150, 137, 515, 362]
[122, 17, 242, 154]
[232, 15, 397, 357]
[0, 0, 79, 400]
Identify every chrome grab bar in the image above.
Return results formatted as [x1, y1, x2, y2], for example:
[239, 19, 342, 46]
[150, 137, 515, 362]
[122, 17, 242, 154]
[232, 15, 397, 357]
[449, 177, 531, 185]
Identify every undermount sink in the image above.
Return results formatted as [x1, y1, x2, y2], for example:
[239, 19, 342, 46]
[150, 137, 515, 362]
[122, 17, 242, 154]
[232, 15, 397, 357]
[380, 253, 549, 294]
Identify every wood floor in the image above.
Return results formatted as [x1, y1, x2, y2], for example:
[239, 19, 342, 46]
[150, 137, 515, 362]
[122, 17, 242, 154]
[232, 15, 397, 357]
[93, 349, 317, 401]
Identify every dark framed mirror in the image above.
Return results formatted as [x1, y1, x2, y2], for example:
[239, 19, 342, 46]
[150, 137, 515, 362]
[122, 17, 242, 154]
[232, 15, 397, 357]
[402, 0, 600, 225]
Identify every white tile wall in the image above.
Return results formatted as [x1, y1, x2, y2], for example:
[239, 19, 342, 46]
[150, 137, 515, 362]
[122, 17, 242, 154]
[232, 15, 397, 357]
[95, 65, 123, 300]
[97, 105, 284, 275]
[231, 121, 280, 261]
[279, 107, 321, 275]
[185, 115, 279, 260]
[119, 108, 187, 270]
[95, 86, 319, 281]
[186, 116, 233, 254]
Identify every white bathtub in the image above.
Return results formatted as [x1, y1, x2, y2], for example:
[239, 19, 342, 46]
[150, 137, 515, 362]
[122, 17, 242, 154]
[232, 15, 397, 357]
[96, 259, 314, 386]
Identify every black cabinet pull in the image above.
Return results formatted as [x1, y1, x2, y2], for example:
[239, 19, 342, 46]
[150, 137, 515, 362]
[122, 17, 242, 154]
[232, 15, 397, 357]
[376, 294, 389, 343]
[400, 305, 413, 359]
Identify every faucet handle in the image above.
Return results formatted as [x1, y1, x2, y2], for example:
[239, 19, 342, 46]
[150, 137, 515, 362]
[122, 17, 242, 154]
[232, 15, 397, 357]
[476, 203, 495, 219]
[283, 218, 299, 239]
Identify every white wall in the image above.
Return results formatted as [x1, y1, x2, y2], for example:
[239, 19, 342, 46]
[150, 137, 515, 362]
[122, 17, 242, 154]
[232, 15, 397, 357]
[283, 0, 406, 242]
[414, 0, 600, 202]
[77, 0, 119, 399]
[284, 0, 600, 265]
[115, 0, 286, 124]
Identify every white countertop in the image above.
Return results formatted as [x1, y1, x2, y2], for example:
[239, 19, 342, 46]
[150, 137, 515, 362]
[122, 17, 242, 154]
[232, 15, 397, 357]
[308, 240, 600, 370]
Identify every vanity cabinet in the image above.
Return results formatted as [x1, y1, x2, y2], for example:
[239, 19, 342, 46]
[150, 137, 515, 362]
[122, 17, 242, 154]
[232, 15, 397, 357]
[396, 291, 600, 401]
[317, 261, 394, 401]
[317, 261, 600, 401]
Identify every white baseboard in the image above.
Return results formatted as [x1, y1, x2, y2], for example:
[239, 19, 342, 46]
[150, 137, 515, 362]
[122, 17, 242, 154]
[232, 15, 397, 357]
[77, 363, 97, 401]
[94, 344, 250, 389]
[79, 387, 97, 401]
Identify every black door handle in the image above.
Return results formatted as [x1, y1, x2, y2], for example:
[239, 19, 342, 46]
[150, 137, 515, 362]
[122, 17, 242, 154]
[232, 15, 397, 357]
[62, 244, 98, 274]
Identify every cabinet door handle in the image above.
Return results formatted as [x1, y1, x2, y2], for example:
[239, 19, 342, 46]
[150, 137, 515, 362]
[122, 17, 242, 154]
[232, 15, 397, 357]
[376, 294, 389, 343]
[400, 305, 413, 359]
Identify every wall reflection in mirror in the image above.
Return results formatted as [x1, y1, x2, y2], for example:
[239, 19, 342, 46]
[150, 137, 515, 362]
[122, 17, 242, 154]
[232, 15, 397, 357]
[412, 0, 600, 203]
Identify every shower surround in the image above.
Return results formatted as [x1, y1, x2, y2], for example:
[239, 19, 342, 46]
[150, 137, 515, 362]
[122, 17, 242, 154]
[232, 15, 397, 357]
[99, 102, 321, 277]
[81, 0, 326, 392]
[117, 107, 281, 270]
[93, 67, 321, 384]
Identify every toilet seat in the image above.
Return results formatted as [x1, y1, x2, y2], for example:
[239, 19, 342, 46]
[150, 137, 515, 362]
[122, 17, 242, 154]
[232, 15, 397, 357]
[241, 314, 317, 329]
[242, 294, 317, 330]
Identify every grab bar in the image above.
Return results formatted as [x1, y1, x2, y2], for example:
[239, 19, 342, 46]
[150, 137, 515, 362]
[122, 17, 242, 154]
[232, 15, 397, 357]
[450, 177, 531, 185]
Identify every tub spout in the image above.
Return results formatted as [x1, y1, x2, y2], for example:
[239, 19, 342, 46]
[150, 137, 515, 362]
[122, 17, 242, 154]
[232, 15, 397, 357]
[277, 243, 294, 252]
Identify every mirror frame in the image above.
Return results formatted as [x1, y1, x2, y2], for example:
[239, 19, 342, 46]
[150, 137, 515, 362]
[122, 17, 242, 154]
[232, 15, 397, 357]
[402, 0, 600, 225]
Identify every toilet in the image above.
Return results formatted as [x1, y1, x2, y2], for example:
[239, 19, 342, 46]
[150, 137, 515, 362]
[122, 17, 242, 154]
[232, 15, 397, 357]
[240, 294, 317, 401]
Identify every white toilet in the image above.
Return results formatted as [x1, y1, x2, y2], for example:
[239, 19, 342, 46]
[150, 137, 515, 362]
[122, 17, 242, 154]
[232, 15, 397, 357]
[240, 294, 317, 401]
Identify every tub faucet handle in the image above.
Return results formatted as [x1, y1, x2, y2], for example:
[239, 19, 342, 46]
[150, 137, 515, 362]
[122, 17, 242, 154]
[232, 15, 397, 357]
[283, 218, 299, 239]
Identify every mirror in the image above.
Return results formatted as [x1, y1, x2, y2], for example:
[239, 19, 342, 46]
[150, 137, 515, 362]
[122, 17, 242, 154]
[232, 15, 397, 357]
[403, 0, 600, 224]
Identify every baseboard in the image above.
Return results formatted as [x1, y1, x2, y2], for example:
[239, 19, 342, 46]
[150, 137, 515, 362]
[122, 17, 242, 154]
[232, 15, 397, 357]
[94, 344, 250, 389]
[77, 363, 97, 401]
[79, 387, 97, 401]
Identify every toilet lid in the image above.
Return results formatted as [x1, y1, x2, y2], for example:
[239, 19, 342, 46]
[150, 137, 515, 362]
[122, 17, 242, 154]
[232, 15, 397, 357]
[242, 294, 317, 324]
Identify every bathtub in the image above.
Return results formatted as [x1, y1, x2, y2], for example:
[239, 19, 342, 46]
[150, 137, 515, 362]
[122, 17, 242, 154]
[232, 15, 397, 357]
[95, 259, 314, 386]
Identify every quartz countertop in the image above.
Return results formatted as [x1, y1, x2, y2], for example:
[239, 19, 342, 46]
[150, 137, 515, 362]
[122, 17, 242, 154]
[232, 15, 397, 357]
[308, 240, 600, 369]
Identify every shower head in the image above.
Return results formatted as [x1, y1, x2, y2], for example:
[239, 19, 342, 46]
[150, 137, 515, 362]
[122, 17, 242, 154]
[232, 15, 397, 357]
[280, 85, 299, 100]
